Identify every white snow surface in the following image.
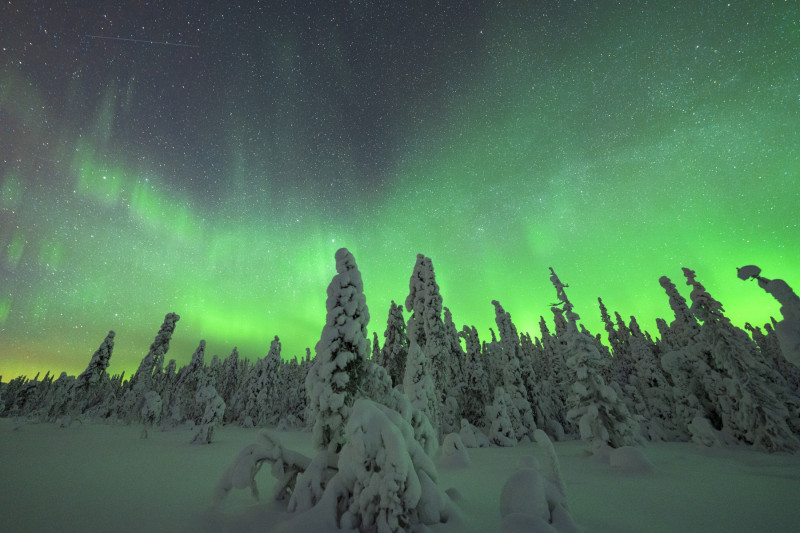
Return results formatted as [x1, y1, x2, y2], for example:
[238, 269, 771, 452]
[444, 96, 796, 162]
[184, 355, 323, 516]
[1, 419, 799, 533]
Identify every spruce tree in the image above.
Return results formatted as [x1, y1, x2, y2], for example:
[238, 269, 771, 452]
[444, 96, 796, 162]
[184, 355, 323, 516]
[306, 248, 371, 453]
[403, 340, 439, 455]
[492, 300, 537, 440]
[683, 268, 799, 452]
[459, 325, 489, 428]
[549, 268, 638, 448]
[405, 254, 450, 400]
[381, 301, 409, 387]
[71, 330, 115, 415]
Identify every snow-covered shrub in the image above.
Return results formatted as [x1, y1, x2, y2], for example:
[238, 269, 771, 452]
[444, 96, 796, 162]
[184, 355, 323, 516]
[192, 381, 225, 444]
[335, 399, 447, 532]
[140, 390, 162, 439]
[487, 387, 516, 447]
[438, 432, 471, 468]
[498, 437, 581, 533]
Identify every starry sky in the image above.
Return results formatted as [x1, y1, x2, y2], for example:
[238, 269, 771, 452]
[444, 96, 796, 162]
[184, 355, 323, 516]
[1, 1, 798, 378]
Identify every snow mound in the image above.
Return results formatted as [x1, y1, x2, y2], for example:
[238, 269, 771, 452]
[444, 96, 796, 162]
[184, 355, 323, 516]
[609, 446, 654, 473]
[498, 452, 583, 533]
[438, 432, 472, 468]
[499, 512, 557, 533]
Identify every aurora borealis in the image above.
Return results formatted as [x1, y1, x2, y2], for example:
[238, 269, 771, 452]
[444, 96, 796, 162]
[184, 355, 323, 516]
[1, 1, 798, 378]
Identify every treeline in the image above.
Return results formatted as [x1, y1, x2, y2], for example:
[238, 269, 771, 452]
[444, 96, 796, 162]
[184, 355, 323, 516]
[1, 252, 798, 453]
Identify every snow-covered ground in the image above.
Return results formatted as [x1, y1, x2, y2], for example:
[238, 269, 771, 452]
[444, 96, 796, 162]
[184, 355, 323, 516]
[1, 419, 798, 533]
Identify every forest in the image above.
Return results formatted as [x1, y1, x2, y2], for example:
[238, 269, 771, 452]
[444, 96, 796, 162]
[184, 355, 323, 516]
[2, 249, 799, 532]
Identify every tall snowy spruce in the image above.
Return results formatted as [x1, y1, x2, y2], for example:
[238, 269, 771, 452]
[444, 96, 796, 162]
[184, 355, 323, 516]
[492, 300, 537, 441]
[380, 300, 409, 387]
[119, 312, 180, 424]
[738, 265, 800, 366]
[403, 340, 439, 455]
[550, 268, 638, 449]
[306, 248, 370, 453]
[683, 268, 799, 452]
[70, 330, 115, 416]
[405, 254, 451, 405]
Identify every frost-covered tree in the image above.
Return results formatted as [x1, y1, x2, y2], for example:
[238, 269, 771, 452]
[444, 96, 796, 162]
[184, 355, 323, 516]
[219, 347, 244, 423]
[598, 298, 626, 359]
[738, 265, 800, 366]
[192, 374, 226, 444]
[683, 268, 799, 452]
[459, 325, 489, 427]
[487, 386, 516, 447]
[548, 268, 638, 448]
[119, 313, 179, 423]
[166, 339, 207, 426]
[403, 341, 439, 455]
[70, 330, 115, 416]
[380, 301, 409, 387]
[627, 327, 676, 441]
[747, 322, 800, 392]
[333, 399, 446, 532]
[493, 300, 536, 440]
[442, 306, 465, 389]
[658, 276, 700, 349]
[140, 390, 162, 438]
[254, 336, 284, 426]
[405, 254, 451, 401]
[306, 248, 370, 453]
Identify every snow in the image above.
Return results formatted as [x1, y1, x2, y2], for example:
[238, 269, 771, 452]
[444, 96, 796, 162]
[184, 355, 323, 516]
[2, 419, 798, 533]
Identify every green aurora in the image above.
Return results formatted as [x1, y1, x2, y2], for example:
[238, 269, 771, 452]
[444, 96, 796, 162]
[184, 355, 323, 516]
[1, 1, 798, 378]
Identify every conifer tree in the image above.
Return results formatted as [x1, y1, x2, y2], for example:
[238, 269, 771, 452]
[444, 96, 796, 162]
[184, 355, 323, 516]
[381, 301, 409, 387]
[683, 268, 799, 452]
[306, 248, 371, 453]
[459, 325, 489, 428]
[405, 254, 450, 400]
[71, 330, 115, 415]
[658, 276, 700, 349]
[738, 265, 800, 366]
[120, 313, 179, 423]
[549, 268, 638, 448]
[403, 340, 439, 455]
[168, 340, 207, 425]
[492, 300, 537, 440]
[486, 386, 516, 447]
[254, 336, 283, 426]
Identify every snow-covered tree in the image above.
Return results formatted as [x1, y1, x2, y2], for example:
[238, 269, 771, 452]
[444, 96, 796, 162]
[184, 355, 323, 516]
[405, 254, 451, 402]
[166, 339, 207, 426]
[627, 327, 676, 441]
[70, 330, 115, 416]
[493, 300, 536, 440]
[306, 248, 371, 453]
[658, 276, 700, 349]
[684, 268, 799, 452]
[487, 386, 516, 447]
[403, 340, 439, 455]
[548, 268, 638, 448]
[192, 375, 226, 444]
[333, 399, 446, 532]
[254, 336, 284, 426]
[738, 265, 800, 366]
[459, 325, 489, 427]
[119, 313, 179, 423]
[380, 301, 409, 387]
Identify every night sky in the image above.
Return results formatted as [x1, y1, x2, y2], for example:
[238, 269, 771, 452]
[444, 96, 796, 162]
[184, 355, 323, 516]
[1, 1, 798, 378]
